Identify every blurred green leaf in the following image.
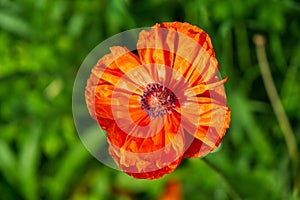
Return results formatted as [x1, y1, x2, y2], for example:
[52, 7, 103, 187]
[0, 11, 33, 38]
[0, 140, 17, 184]
[18, 126, 41, 200]
[68, 13, 85, 38]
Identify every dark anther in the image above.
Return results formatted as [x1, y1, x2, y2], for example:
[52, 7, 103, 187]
[140, 83, 177, 120]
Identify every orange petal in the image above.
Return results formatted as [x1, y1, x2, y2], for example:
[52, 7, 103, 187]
[89, 46, 144, 91]
[110, 46, 155, 87]
[93, 85, 140, 120]
[181, 93, 230, 151]
[112, 150, 182, 180]
[137, 22, 219, 86]
[155, 22, 216, 57]
[157, 179, 182, 200]
[107, 113, 185, 179]
[184, 77, 228, 97]
[128, 92, 151, 126]
[180, 72, 230, 151]
[183, 131, 212, 158]
[107, 112, 182, 153]
[90, 48, 124, 85]
[86, 46, 148, 127]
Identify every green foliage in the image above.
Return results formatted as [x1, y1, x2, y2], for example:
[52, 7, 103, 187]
[0, 0, 300, 199]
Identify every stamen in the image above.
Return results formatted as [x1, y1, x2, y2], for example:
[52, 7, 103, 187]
[140, 83, 177, 120]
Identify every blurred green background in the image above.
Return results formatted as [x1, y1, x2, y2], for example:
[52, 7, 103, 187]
[1, 0, 300, 199]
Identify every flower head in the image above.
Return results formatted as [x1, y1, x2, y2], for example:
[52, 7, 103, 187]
[85, 22, 230, 179]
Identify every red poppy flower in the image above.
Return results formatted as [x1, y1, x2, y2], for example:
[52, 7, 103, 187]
[85, 22, 230, 180]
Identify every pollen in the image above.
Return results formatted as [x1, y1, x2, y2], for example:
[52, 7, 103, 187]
[140, 83, 177, 120]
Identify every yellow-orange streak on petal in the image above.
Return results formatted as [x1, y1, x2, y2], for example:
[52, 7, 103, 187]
[137, 24, 219, 86]
[107, 113, 185, 179]
[181, 89, 230, 150]
[184, 77, 228, 97]
[183, 132, 212, 158]
[155, 22, 215, 57]
[110, 145, 182, 180]
[110, 46, 155, 87]
[107, 112, 183, 154]
[90, 46, 145, 92]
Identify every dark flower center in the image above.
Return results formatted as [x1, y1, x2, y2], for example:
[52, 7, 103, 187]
[140, 83, 177, 120]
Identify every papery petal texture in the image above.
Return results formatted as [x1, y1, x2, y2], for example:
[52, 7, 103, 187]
[85, 21, 230, 179]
